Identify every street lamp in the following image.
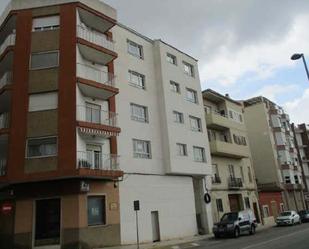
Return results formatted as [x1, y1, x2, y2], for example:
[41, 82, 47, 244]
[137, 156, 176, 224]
[291, 53, 309, 82]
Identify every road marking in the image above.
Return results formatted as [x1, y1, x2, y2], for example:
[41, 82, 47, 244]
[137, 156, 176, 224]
[241, 227, 309, 249]
[171, 246, 180, 249]
[191, 243, 200, 246]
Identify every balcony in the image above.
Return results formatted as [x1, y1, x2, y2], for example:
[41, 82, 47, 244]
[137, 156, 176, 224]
[205, 111, 245, 130]
[0, 32, 15, 57]
[228, 177, 243, 189]
[284, 183, 303, 191]
[0, 72, 12, 90]
[77, 25, 117, 65]
[0, 112, 9, 130]
[77, 105, 120, 137]
[77, 151, 119, 171]
[0, 158, 6, 176]
[209, 140, 249, 158]
[212, 175, 222, 184]
[77, 63, 118, 100]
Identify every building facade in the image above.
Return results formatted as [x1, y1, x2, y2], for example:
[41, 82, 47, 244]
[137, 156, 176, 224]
[0, 0, 213, 248]
[203, 90, 260, 223]
[292, 123, 309, 208]
[244, 97, 305, 224]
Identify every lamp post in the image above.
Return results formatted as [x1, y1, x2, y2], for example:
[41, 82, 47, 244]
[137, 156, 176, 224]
[291, 53, 309, 82]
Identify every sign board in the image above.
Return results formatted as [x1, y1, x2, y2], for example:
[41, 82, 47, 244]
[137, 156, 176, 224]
[80, 181, 90, 193]
[1, 203, 13, 215]
[304, 192, 309, 201]
[134, 200, 140, 211]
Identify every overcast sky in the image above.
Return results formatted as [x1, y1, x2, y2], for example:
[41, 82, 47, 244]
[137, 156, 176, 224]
[1, 0, 309, 124]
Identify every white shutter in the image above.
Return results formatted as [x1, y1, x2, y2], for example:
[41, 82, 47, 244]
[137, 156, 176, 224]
[33, 16, 60, 30]
[29, 92, 58, 112]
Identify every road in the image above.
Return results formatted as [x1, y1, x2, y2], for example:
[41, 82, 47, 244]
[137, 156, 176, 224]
[169, 223, 309, 249]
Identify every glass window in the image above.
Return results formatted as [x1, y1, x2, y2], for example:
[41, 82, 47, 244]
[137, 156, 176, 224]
[128, 70, 145, 89]
[127, 40, 143, 59]
[86, 103, 101, 124]
[27, 137, 57, 158]
[131, 103, 148, 123]
[170, 81, 180, 93]
[186, 88, 198, 103]
[30, 51, 59, 70]
[176, 143, 187, 156]
[263, 205, 270, 217]
[248, 166, 253, 183]
[244, 197, 250, 209]
[133, 139, 151, 159]
[33, 16, 60, 32]
[189, 116, 202, 132]
[29, 92, 58, 112]
[173, 111, 184, 124]
[166, 53, 177, 65]
[87, 196, 106, 226]
[228, 164, 235, 178]
[216, 199, 224, 212]
[183, 62, 194, 77]
[285, 176, 291, 184]
[193, 146, 206, 162]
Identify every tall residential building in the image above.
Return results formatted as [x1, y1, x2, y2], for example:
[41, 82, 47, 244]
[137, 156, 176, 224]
[0, 1, 213, 248]
[203, 89, 260, 223]
[244, 97, 305, 223]
[292, 123, 309, 208]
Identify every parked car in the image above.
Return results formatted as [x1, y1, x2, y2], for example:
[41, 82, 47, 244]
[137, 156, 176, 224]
[276, 211, 301, 226]
[299, 210, 309, 223]
[213, 209, 257, 238]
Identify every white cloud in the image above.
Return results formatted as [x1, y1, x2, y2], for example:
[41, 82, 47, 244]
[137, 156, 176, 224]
[284, 88, 309, 124]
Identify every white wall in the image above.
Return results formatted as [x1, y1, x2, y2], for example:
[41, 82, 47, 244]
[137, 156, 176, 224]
[119, 174, 198, 244]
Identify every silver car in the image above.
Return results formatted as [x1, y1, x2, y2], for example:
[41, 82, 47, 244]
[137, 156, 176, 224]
[276, 211, 301, 226]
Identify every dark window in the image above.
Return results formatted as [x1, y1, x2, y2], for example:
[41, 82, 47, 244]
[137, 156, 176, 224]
[88, 196, 106, 226]
[27, 137, 57, 158]
[216, 199, 224, 212]
[244, 197, 251, 209]
[30, 51, 59, 70]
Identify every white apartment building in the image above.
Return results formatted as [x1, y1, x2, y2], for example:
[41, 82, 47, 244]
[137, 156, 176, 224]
[113, 24, 213, 244]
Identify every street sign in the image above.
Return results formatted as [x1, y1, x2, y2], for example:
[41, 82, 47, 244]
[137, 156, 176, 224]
[133, 200, 140, 249]
[1, 203, 13, 215]
[304, 192, 309, 201]
[134, 200, 140, 211]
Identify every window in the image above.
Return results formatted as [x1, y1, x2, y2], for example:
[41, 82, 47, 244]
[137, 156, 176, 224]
[285, 176, 291, 184]
[233, 134, 247, 146]
[130, 103, 148, 123]
[30, 51, 59, 70]
[86, 144, 102, 169]
[173, 111, 184, 124]
[27, 137, 57, 158]
[189, 116, 202, 132]
[228, 109, 243, 123]
[170, 81, 180, 93]
[86, 103, 101, 124]
[294, 175, 299, 184]
[248, 166, 253, 183]
[185, 88, 198, 103]
[244, 197, 251, 209]
[262, 205, 270, 218]
[228, 164, 235, 178]
[127, 40, 143, 59]
[33, 16, 60, 31]
[193, 146, 206, 162]
[29, 92, 58, 112]
[183, 61, 194, 77]
[133, 139, 151, 159]
[212, 164, 221, 184]
[166, 53, 177, 65]
[240, 166, 244, 181]
[216, 199, 224, 212]
[128, 70, 145, 89]
[177, 143, 187, 156]
[87, 196, 106, 226]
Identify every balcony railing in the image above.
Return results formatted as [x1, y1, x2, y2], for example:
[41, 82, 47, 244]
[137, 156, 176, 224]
[77, 63, 115, 87]
[77, 105, 118, 127]
[228, 177, 243, 189]
[77, 151, 119, 171]
[212, 175, 222, 184]
[0, 112, 9, 129]
[77, 25, 115, 51]
[0, 71, 12, 89]
[0, 32, 15, 56]
[0, 158, 6, 176]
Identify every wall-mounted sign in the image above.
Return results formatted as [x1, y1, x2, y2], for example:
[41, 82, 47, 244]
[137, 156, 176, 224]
[134, 200, 140, 211]
[80, 181, 90, 193]
[110, 202, 118, 211]
[1, 203, 13, 215]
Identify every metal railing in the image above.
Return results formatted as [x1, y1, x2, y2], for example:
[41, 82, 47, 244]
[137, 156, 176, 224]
[0, 112, 9, 129]
[77, 151, 119, 171]
[0, 158, 6, 176]
[0, 72, 12, 89]
[77, 63, 115, 87]
[77, 25, 115, 51]
[77, 105, 118, 127]
[0, 32, 15, 56]
[228, 177, 243, 188]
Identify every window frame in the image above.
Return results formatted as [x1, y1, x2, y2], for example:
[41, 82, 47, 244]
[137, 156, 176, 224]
[173, 111, 184, 124]
[262, 205, 270, 218]
[189, 115, 202, 132]
[170, 81, 180, 94]
[133, 139, 152, 159]
[193, 146, 206, 163]
[166, 53, 177, 65]
[176, 143, 188, 156]
[183, 61, 194, 77]
[130, 103, 149, 123]
[216, 199, 224, 212]
[185, 88, 198, 104]
[128, 70, 146, 89]
[30, 50, 59, 70]
[87, 195, 107, 227]
[32, 15, 60, 32]
[26, 136, 58, 159]
[127, 39, 144, 59]
[28, 92, 58, 112]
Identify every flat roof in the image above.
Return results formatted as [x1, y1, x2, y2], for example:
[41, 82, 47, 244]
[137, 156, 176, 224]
[202, 88, 242, 106]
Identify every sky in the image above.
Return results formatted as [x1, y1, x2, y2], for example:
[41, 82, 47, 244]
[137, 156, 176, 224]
[1, 0, 309, 124]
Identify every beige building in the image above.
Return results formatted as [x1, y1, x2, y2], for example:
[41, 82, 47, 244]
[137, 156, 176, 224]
[203, 89, 260, 223]
[244, 97, 306, 214]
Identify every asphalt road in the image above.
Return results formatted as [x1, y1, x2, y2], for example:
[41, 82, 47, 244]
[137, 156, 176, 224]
[170, 223, 309, 249]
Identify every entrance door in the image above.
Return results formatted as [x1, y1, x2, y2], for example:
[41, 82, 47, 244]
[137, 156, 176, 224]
[34, 198, 61, 249]
[253, 202, 261, 223]
[229, 194, 241, 212]
[151, 211, 160, 242]
[271, 201, 278, 219]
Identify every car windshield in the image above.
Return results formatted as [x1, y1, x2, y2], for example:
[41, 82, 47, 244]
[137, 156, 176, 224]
[221, 212, 238, 222]
[280, 212, 292, 216]
[299, 210, 308, 215]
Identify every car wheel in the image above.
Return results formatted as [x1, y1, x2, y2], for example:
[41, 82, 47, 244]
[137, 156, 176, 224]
[234, 227, 240, 238]
[214, 233, 220, 239]
[249, 225, 256, 235]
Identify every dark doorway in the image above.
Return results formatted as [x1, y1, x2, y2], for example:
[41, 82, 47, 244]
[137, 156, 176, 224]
[228, 194, 242, 212]
[35, 198, 61, 247]
[253, 202, 261, 223]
